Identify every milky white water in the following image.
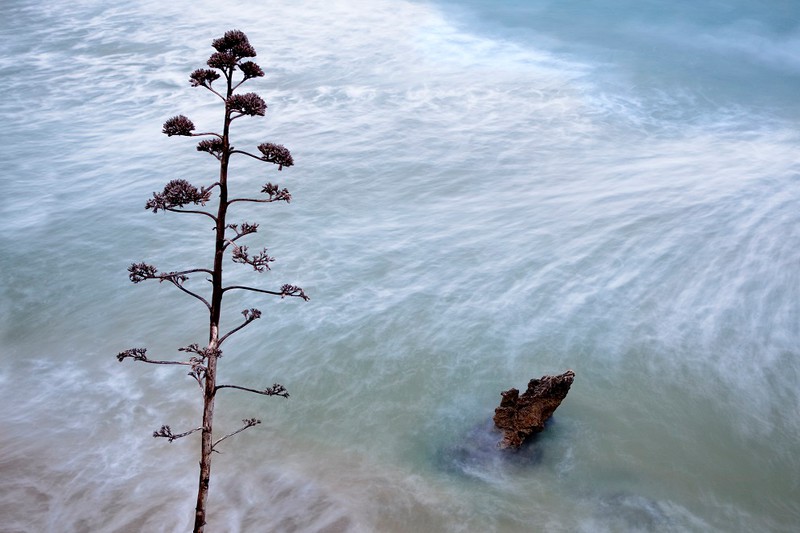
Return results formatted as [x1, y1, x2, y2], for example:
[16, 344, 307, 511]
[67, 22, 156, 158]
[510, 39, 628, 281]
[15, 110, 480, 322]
[1, 0, 799, 531]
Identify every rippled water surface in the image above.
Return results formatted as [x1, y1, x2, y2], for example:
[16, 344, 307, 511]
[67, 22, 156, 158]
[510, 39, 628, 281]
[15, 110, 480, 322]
[1, 1, 799, 531]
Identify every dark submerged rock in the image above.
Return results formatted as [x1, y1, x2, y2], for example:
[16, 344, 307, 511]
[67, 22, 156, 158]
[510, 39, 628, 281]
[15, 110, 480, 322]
[493, 370, 575, 449]
[440, 419, 545, 475]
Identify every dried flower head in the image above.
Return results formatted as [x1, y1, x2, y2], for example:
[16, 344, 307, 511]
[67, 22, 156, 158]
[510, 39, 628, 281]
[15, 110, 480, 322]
[207, 52, 238, 71]
[153, 425, 179, 441]
[179, 343, 203, 355]
[162, 115, 195, 136]
[190, 68, 221, 87]
[157, 271, 189, 285]
[242, 308, 262, 321]
[281, 284, 310, 301]
[231, 245, 274, 272]
[188, 362, 207, 387]
[117, 347, 148, 362]
[261, 182, 291, 202]
[263, 384, 289, 398]
[180, 344, 221, 360]
[239, 61, 264, 80]
[226, 222, 259, 241]
[128, 262, 158, 283]
[257, 143, 293, 170]
[145, 179, 212, 212]
[212, 30, 256, 59]
[197, 138, 226, 160]
[240, 222, 259, 234]
[228, 93, 266, 116]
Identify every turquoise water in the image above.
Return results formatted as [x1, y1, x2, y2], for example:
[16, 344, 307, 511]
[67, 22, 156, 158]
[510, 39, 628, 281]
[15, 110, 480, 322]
[438, 0, 800, 115]
[1, 1, 799, 531]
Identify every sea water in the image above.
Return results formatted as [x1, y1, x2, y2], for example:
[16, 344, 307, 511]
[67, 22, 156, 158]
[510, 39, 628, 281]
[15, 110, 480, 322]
[1, 0, 798, 531]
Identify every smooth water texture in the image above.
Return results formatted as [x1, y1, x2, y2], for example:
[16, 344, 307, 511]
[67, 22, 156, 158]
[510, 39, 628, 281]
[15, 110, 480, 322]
[1, 0, 799, 531]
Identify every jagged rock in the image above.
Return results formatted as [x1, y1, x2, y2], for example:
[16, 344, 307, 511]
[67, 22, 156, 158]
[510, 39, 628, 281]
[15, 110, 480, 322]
[493, 370, 575, 449]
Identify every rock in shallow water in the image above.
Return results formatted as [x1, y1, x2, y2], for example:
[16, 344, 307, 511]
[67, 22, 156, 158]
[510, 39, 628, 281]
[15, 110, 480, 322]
[436, 418, 547, 478]
[493, 370, 575, 449]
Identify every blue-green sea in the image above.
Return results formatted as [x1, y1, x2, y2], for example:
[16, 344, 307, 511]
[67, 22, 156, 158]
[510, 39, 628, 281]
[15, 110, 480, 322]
[1, 0, 798, 531]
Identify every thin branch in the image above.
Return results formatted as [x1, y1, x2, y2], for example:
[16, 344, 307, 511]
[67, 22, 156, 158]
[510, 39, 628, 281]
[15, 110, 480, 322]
[227, 197, 281, 206]
[128, 264, 213, 283]
[207, 87, 226, 101]
[218, 308, 261, 346]
[168, 280, 212, 309]
[164, 276, 212, 310]
[222, 285, 282, 296]
[164, 268, 214, 277]
[237, 61, 264, 88]
[223, 223, 258, 250]
[226, 234, 248, 246]
[153, 425, 205, 443]
[221, 284, 309, 301]
[189, 131, 223, 139]
[116, 349, 208, 392]
[215, 383, 289, 398]
[211, 418, 261, 452]
[165, 207, 218, 221]
[190, 66, 227, 100]
[116, 347, 195, 365]
[229, 149, 263, 161]
[228, 183, 291, 206]
[231, 79, 246, 92]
